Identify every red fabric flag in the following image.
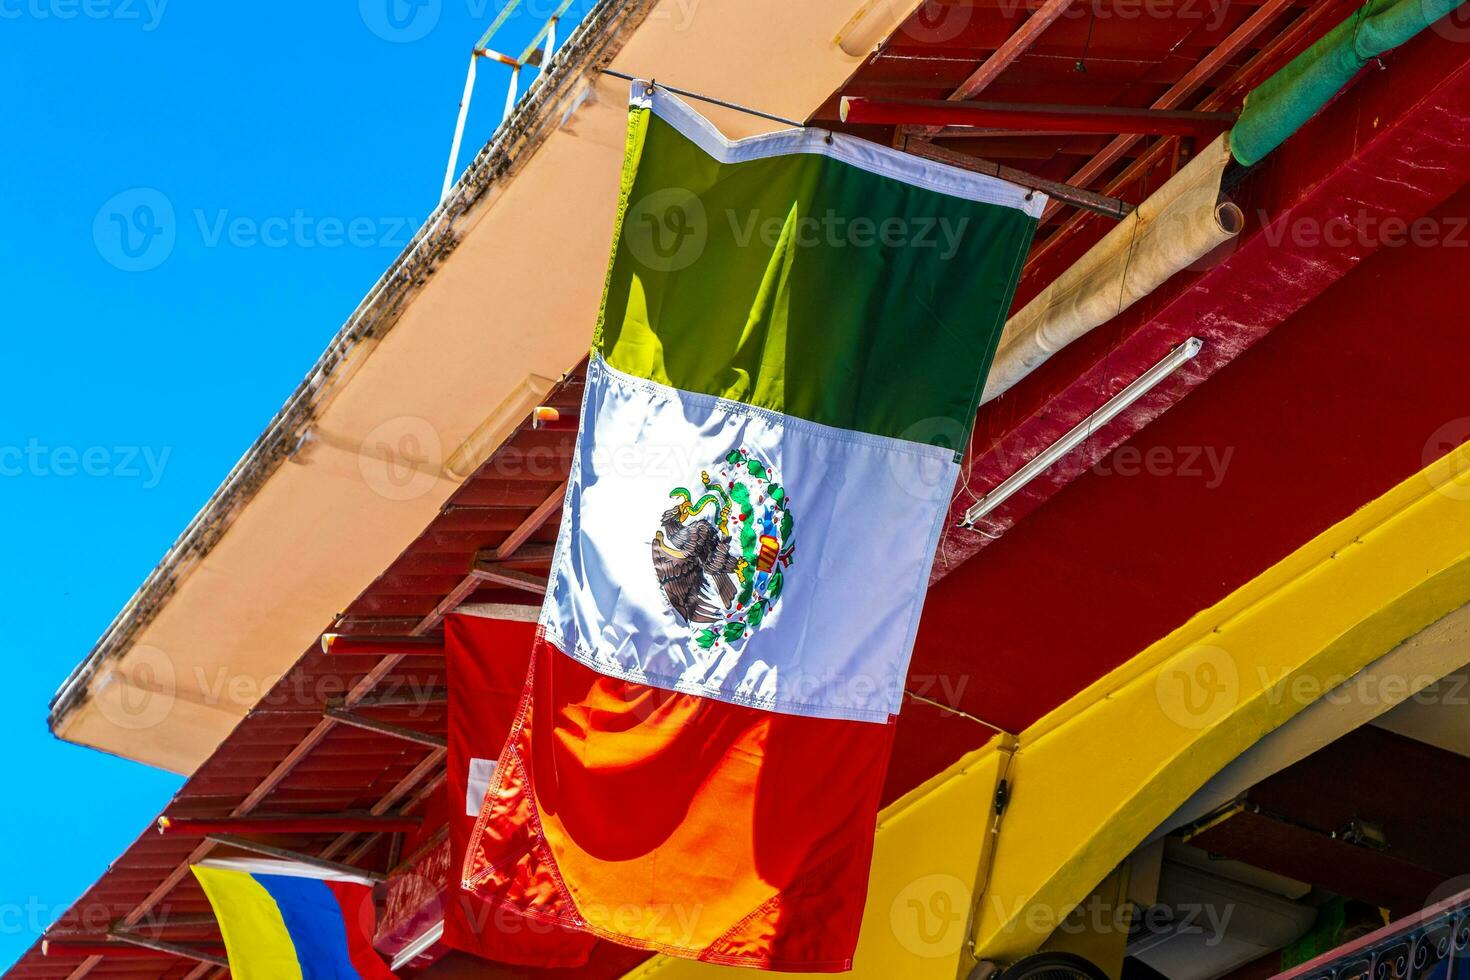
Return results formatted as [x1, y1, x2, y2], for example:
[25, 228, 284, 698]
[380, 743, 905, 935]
[444, 612, 598, 968]
[460, 630, 892, 971]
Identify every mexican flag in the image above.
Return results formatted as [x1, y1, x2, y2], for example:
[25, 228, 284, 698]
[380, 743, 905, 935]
[461, 82, 1041, 971]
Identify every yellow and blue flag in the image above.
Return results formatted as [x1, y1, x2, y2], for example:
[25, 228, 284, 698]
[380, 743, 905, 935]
[192, 858, 395, 979]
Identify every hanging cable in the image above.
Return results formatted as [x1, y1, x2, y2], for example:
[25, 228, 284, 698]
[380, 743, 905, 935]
[1075, 5, 1097, 73]
[904, 690, 1013, 735]
[600, 69, 806, 128]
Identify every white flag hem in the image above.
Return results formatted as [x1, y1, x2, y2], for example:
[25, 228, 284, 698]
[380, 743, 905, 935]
[629, 81, 1046, 219]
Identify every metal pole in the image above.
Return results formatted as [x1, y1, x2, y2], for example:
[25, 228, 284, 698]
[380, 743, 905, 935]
[905, 138, 1131, 220]
[502, 64, 521, 123]
[42, 939, 226, 966]
[600, 70, 804, 128]
[158, 814, 421, 836]
[107, 934, 229, 969]
[323, 705, 448, 749]
[842, 97, 1237, 138]
[441, 53, 479, 203]
[320, 634, 444, 656]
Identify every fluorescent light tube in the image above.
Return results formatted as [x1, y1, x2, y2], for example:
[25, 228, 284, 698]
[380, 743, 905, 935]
[962, 337, 1204, 528]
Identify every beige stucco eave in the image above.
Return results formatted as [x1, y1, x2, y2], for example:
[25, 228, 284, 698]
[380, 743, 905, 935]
[51, 0, 923, 773]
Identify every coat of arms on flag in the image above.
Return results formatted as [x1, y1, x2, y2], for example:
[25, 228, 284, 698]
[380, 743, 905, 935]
[457, 80, 1041, 971]
[651, 450, 794, 645]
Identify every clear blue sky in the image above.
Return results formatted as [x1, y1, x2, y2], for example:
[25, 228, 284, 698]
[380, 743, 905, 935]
[0, 1, 582, 968]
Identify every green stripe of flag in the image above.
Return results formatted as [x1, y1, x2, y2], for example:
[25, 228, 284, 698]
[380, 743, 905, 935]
[595, 106, 1038, 447]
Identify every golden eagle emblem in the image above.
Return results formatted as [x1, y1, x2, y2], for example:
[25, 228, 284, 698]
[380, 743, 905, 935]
[651, 451, 795, 651]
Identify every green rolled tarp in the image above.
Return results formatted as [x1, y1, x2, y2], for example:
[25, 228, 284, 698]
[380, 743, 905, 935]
[1231, 0, 1467, 166]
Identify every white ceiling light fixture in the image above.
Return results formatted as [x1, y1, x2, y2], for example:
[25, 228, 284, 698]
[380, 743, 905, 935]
[961, 337, 1205, 529]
